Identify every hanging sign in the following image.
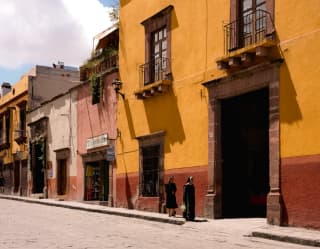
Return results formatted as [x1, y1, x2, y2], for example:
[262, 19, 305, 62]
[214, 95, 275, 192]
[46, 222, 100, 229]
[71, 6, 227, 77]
[106, 146, 115, 161]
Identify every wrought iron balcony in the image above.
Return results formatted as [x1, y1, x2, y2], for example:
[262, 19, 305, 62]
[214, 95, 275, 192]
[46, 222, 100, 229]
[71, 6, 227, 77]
[14, 124, 27, 144]
[224, 9, 274, 53]
[139, 57, 171, 87]
[217, 10, 276, 70]
[135, 57, 172, 99]
[80, 53, 118, 82]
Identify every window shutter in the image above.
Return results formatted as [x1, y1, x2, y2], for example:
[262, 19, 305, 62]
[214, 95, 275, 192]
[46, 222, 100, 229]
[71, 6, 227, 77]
[229, 0, 240, 51]
[266, 0, 275, 35]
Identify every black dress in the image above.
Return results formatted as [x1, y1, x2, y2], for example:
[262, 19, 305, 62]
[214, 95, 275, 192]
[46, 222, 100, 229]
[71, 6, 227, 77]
[183, 183, 195, 220]
[165, 182, 178, 209]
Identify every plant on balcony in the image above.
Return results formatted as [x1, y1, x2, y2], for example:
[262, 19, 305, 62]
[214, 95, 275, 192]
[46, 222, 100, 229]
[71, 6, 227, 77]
[91, 74, 102, 104]
[81, 47, 118, 81]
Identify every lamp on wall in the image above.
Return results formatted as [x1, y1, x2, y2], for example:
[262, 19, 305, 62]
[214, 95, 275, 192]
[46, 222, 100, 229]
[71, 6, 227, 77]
[112, 79, 125, 99]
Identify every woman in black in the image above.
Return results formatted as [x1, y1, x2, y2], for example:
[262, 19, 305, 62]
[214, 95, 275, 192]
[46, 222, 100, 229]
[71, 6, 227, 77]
[165, 176, 178, 217]
[183, 176, 195, 221]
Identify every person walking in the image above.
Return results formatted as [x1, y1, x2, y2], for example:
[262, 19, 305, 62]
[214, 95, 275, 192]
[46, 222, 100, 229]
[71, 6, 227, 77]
[183, 176, 195, 221]
[165, 176, 178, 217]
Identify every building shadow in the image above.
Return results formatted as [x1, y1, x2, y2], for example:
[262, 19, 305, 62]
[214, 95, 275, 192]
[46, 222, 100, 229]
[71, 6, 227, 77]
[143, 88, 186, 152]
[279, 61, 302, 124]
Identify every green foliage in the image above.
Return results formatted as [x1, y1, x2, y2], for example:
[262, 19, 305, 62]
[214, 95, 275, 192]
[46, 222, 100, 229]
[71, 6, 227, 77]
[91, 74, 101, 104]
[82, 47, 117, 71]
[109, 0, 119, 23]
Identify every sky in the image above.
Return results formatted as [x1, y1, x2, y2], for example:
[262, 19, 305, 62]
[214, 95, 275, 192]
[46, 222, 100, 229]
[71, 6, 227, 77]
[0, 0, 118, 85]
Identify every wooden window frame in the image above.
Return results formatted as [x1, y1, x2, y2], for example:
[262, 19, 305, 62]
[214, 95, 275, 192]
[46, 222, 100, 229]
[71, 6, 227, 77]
[141, 6, 173, 85]
[137, 131, 165, 198]
[229, 0, 274, 50]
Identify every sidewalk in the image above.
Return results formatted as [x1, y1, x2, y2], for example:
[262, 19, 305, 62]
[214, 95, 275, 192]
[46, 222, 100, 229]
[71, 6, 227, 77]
[1, 194, 319, 247]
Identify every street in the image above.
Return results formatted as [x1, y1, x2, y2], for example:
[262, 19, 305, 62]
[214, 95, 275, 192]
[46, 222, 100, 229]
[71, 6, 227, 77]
[0, 199, 314, 249]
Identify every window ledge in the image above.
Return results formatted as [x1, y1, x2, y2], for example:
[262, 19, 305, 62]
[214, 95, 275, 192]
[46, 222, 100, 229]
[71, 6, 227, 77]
[134, 79, 172, 100]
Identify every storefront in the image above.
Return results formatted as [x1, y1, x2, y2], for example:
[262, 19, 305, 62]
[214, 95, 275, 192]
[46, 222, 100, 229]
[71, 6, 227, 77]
[82, 134, 115, 204]
[85, 160, 109, 201]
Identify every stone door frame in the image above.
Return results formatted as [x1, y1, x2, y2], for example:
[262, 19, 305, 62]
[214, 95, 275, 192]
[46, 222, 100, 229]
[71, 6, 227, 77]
[204, 62, 282, 225]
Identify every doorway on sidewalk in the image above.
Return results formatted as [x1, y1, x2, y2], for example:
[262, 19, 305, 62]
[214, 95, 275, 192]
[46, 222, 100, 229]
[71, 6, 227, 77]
[31, 142, 45, 194]
[84, 160, 109, 202]
[13, 161, 20, 193]
[221, 88, 269, 218]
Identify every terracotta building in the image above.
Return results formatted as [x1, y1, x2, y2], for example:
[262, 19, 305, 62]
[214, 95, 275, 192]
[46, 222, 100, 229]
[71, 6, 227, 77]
[77, 26, 119, 204]
[117, 0, 320, 229]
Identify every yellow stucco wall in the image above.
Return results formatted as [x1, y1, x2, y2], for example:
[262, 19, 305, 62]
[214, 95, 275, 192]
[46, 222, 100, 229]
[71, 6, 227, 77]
[0, 76, 29, 164]
[117, 0, 229, 174]
[118, 0, 319, 173]
[278, 0, 320, 157]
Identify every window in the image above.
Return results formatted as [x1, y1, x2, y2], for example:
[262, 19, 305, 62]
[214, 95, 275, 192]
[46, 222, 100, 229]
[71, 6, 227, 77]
[19, 105, 26, 135]
[15, 103, 27, 142]
[228, 0, 273, 51]
[5, 111, 10, 144]
[141, 145, 160, 196]
[137, 131, 165, 198]
[241, 0, 266, 46]
[0, 115, 3, 145]
[141, 6, 173, 86]
[150, 27, 167, 83]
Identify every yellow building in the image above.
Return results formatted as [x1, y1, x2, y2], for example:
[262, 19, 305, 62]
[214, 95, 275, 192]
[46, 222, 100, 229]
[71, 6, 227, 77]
[0, 79, 28, 196]
[0, 65, 80, 197]
[117, 0, 320, 229]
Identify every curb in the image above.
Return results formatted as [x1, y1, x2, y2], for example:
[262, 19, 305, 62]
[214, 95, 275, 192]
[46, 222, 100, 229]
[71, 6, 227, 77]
[252, 231, 320, 247]
[0, 195, 185, 226]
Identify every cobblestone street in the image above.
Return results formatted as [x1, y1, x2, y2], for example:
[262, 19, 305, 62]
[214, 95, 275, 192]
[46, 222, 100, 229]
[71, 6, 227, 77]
[0, 199, 314, 249]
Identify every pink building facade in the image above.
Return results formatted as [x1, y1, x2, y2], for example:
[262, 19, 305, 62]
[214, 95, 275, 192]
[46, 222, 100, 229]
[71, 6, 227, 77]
[76, 71, 118, 203]
[76, 26, 119, 204]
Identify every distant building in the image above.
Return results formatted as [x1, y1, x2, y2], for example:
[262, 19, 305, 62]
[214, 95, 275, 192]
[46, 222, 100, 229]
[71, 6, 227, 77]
[0, 65, 79, 197]
[26, 26, 119, 202]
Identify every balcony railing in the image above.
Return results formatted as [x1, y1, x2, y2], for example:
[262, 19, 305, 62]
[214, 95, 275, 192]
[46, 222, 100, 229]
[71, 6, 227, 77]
[14, 124, 27, 144]
[224, 10, 274, 54]
[139, 57, 170, 88]
[80, 53, 118, 81]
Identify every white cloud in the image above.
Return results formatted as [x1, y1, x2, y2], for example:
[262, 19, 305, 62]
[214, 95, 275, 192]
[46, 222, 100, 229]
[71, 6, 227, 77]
[0, 0, 112, 69]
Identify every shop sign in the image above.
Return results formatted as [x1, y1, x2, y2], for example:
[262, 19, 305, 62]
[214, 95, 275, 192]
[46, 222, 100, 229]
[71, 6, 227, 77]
[106, 146, 115, 161]
[86, 134, 108, 150]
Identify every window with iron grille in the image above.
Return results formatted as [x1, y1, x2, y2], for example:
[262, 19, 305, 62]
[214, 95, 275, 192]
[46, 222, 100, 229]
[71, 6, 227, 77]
[19, 104, 26, 134]
[227, 0, 274, 51]
[141, 145, 160, 197]
[140, 6, 173, 86]
[137, 131, 165, 198]
[5, 111, 10, 144]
